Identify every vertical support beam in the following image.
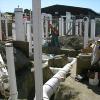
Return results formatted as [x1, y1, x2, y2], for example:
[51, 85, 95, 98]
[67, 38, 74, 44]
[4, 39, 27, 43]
[0, 12, 2, 40]
[12, 23, 16, 40]
[6, 43, 18, 100]
[59, 18, 62, 36]
[66, 12, 71, 35]
[45, 14, 48, 38]
[75, 20, 79, 36]
[41, 14, 44, 39]
[79, 19, 82, 36]
[61, 16, 64, 36]
[5, 17, 8, 39]
[14, 8, 25, 41]
[84, 17, 89, 48]
[91, 19, 95, 40]
[32, 0, 43, 100]
[26, 21, 32, 56]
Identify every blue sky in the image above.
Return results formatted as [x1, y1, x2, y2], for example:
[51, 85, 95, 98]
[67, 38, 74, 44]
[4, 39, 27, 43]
[0, 0, 100, 13]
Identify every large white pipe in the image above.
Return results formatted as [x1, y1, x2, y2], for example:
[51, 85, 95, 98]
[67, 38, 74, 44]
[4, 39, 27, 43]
[83, 17, 89, 48]
[0, 12, 2, 40]
[6, 43, 18, 100]
[32, 0, 43, 100]
[43, 58, 77, 100]
[91, 19, 95, 40]
[14, 8, 25, 41]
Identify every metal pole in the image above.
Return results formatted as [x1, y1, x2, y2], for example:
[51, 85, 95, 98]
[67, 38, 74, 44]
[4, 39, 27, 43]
[6, 43, 18, 100]
[32, 0, 43, 100]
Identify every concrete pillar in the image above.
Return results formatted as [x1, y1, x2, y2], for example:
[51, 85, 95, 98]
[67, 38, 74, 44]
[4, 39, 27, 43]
[26, 21, 32, 56]
[48, 14, 52, 35]
[12, 23, 16, 40]
[61, 16, 64, 36]
[32, 0, 43, 100]
[79, 19, 82, 36]
[14, 8, 25, 41]
[5, 17, 8, 39]
[70, 20, 73, 35]
[45, 14, 48, 38]
[84, 17, 89, 48]
[6, 43, 18, 100]
[59, 18, 62, 36]
[66, 12, 71, 35]
[0, 12, 2, 40]
[41, 14, 45, 39]
[23, 17, 27, 39]
[75, 20, 79, 36]
[91, 19, 95, 40]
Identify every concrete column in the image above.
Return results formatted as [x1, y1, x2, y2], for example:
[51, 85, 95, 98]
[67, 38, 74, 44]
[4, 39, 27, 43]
[26, 21, 32, 56]
[48, 14, 52, 35]
[91, 19, 95, 40]
[59, 18, 62, 36]
[5, 17, 8, 39]
[0, 12, 2, 40]
[32, 0, 43, 100]
[23, 17, 27, 39]
[75, 20, 79, 36]
[45, 14, 48, 38]
[41, 14, 44, 39]
[6, 43, 18, 100]
[66, 12, 71, 35]
[70, 20, 73, 35]
[79, 19, 82, 36]
[61, 16, 64, 36]
[14, 8, 25, 41]
[84, 17, 89, 48]
[12, 23, 16, 40]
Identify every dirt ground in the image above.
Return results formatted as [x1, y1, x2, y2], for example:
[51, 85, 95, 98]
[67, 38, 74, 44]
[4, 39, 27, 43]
[54, 63, 100, 100]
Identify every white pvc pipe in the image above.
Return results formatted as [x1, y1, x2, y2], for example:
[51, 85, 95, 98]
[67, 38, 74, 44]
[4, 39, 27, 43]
[32, 0, 43, 100]
[43, 58, 77, 100]
[14, 8, 25, 41]
[91, 19, 95, 40]
[0, 12, 2, 40]
[50, 67, 62, 74]
[6, 43, 18, 100]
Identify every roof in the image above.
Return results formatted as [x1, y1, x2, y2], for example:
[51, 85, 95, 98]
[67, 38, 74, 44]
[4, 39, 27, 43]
[41, 4, 100, 18]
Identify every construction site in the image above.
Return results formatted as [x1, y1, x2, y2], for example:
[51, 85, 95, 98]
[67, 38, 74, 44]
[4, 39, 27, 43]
[0, 0, 100, 100]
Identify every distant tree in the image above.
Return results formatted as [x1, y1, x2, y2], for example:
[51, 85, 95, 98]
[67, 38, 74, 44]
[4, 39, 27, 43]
[24, 9, 30, 16]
